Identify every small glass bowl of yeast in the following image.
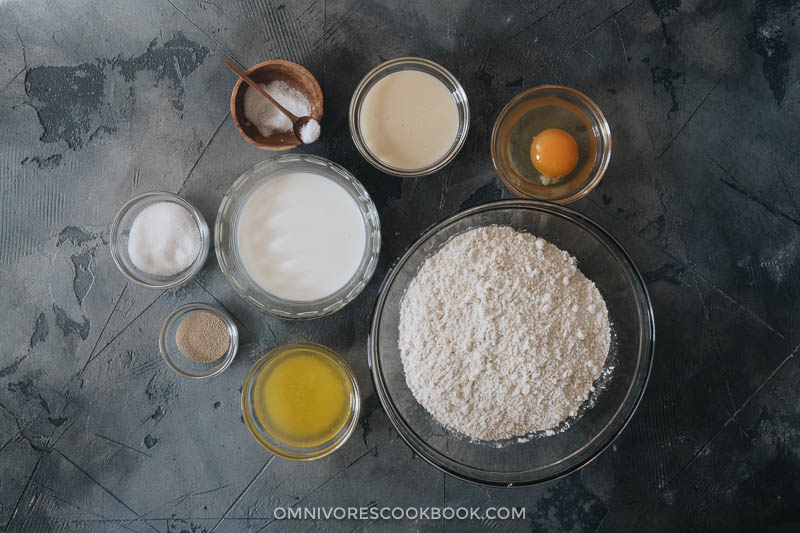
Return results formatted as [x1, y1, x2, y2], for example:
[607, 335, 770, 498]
[241, 342, 361, 460]
[110, 191, 210, 289]
[491, 85, 611, 204]
[159, 302, 239, 380]
[349, 57, 470, 177]
[215, 154, 381, 319]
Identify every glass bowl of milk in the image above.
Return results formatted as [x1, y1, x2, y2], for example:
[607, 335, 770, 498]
[215, 154, 381, 319]
[349, 57, 470, 177]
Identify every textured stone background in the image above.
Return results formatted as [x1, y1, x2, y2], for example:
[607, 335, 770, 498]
[1, 0, 799, 531]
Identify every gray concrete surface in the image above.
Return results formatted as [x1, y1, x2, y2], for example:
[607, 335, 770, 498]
[1, 0, 799, 531]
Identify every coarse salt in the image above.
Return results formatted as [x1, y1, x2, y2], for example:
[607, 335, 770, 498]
[299, 118, 321, 144]
[243, 80, 312, 138]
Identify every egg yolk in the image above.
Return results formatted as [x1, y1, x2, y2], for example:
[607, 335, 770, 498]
[530, 128, 579, 179]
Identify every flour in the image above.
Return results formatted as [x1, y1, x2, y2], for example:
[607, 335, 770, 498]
[398, 226, 611, 441]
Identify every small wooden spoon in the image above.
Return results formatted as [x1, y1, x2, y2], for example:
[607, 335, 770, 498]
[225, 60, 316, 143]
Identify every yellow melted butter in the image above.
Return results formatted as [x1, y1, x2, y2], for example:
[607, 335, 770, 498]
[253, 348, 352, 447]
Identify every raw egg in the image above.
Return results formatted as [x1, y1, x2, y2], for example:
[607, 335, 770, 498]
[530, 128, 579, 179]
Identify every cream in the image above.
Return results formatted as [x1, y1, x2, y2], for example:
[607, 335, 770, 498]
[359, 70, 459, 169]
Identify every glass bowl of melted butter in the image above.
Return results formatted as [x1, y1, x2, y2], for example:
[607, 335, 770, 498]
[242, 342, 361, 460]
[491, 85, 611, 204]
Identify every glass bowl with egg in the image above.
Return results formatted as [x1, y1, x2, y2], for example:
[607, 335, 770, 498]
[491, 85, 611, 204]
[368, 199, 654, 486]
[349, 57, 470, 177]
[215, 154, 381, 319]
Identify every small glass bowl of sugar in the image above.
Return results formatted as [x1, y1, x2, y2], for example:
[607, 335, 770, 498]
[111, 191, 210, 289]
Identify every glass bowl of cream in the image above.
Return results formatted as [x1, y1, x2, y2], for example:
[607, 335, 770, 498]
[215, 154, 381, 319]
[349, 57, 470, 177]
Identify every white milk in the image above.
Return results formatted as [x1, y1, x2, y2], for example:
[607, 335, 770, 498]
[359, 70, 459, 169]
[236, 172, 366, 301]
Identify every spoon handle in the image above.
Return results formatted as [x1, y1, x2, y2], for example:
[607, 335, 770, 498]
[224, 60, 300, 123]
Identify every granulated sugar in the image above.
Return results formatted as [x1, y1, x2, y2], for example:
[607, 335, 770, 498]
[127, 202, 201, 276]
[398, 226, 611, 441]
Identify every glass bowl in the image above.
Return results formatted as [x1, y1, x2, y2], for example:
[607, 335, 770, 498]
[491, 86, 611, 204]
[241, 342, 361, 460]
[159, 302, 239, 380]
[368, 199, 654, 486]
[110, 191, 210, 289]
[349, 57, 470, 177]
[215, 154, 381, 319]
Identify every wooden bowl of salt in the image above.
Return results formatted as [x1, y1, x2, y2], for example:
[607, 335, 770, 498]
[230, 60, 323, 150]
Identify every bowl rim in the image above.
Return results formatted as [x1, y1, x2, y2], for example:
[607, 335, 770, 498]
[348, 56, 470, 177]
[159, 302, 239, 380]
[368, 198, 655, 487]
[110, 190, 210, 289]
[240, 341, 362, 460]
[490, 85, 612, 204]
[214, 154, 381, 319]
[230, 59, 323, 151]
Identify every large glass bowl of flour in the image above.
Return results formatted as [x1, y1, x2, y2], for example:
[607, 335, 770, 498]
[368, 199, 654, 486]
